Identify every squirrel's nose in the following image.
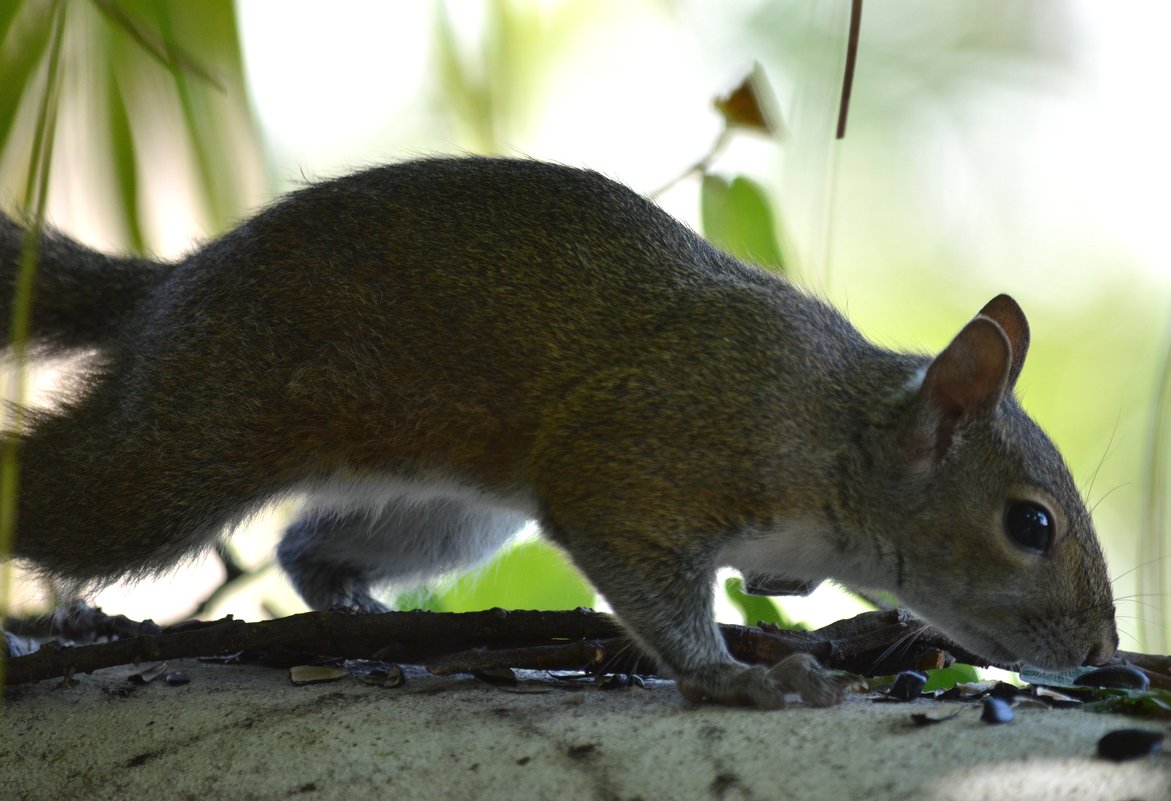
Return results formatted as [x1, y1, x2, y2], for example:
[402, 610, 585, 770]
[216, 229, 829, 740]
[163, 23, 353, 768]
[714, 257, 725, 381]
[1083, 635, 1118, 667]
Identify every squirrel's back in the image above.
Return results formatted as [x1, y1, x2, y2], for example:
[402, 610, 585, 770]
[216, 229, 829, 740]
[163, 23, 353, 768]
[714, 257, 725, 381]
[132, 157, 866, 448]
[3, 158, 850, 372]
[2, 158, 881, 507]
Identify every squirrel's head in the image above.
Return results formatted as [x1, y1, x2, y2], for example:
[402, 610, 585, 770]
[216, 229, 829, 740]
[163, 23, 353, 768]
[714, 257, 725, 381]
[870, 295, 1117, 670]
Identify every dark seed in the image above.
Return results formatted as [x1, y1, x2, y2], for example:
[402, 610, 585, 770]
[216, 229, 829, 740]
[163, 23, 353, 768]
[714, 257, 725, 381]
[911, 710, 962, 727]
[1097, 729, 1164, 762]
[888, 671, 928, 701]
[1074, 666, 1150, 691]
[989, 682, 1022, 700]
[936, 686, 965, 701]
[472, 668, 517, 686]
[164, 672, 190, 686]
[981, 697, 1014, 724]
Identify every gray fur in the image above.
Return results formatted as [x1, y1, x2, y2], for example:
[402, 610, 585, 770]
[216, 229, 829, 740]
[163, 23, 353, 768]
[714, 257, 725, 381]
[0, 157, 1116, 706]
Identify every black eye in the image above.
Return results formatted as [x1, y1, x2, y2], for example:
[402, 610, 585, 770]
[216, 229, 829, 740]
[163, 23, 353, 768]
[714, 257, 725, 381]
[1005, 502, 1054, 553]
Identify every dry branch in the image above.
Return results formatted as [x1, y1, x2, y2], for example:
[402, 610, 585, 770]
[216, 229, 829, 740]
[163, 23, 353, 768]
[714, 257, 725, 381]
[1, 607, 1007, 687]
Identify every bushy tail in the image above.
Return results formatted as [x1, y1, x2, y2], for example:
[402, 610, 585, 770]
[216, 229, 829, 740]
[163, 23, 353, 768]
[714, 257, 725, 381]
[0, 214, 170, 354]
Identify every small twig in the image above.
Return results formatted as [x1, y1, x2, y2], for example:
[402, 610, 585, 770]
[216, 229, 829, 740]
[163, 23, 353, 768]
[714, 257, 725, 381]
[2, 608, 625, 685]
[836, 0, 864, 139]
[1, 608, 1006, 687]
[648, 128, 732, 199]
[426, 640, 610, 676]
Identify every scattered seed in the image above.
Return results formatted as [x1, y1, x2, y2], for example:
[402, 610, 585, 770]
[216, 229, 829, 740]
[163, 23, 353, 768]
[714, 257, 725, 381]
[1097, 729, 1164, 762]
[981, 697, 1014, 724]
[988, 682, 1022, 701]
[888, 671, 928, 701]
[1074, 666, 1150, 691]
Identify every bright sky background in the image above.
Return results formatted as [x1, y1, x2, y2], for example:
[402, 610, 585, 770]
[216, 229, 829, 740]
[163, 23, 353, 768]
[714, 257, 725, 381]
[234, 0, 1170, 283]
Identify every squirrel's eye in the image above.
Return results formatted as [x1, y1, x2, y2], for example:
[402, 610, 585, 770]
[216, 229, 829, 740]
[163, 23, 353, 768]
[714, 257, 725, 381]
[1005, 501, 1054, 553]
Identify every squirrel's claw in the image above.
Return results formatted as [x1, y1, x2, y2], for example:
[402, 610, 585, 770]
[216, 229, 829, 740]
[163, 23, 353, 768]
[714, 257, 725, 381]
[767, 653, 855, 707]
[676, 654, 854, 709]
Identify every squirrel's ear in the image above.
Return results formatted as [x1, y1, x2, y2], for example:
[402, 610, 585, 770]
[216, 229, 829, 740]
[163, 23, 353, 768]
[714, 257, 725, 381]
[906, 316, 1012, 466]
[977, 294, 1030, 388]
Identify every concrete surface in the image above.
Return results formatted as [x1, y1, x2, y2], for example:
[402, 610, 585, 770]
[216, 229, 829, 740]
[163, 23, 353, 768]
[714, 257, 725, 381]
[1, 659, 1168, 801]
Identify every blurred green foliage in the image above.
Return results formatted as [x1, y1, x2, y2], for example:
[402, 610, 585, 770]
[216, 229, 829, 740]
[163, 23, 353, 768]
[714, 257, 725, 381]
[0, 0, 263, 242]
[397, 540, 596, 613]
[432, 0, 578, 154]
[723, 576, 800, 629]
[701, 174, 786, 273]
[1084, 688, 1171, 720]
[922, 664, 980, 692]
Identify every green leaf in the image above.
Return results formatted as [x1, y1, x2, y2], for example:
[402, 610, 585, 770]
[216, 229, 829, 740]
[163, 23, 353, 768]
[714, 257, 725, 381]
[393, 588, 445, 613]
[1083, 688, 1171, 719]
[104, 61, 146, 252]
[428, 540, 595, 612]
[724, 576, 802, 629]
[0, 2, 55, 176]
[701, 174, 786, 273]
[91, 0, 225, 90]
[0, 1, 28, 45]
[922, 663, 980, 692]
[136, 0, 252, 230]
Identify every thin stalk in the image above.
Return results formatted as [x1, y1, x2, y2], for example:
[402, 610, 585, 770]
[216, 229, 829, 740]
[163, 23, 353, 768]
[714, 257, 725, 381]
[1, 0, 67, 690]
[1139, 316, 1171, 653]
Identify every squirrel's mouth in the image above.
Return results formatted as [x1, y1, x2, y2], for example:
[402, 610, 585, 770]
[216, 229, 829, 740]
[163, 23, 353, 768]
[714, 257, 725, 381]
[972, 631, 1103, 673]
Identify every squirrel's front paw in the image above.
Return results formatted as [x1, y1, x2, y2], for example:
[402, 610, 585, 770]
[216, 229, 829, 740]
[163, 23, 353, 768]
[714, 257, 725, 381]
[676, 663, 788, 708]
[676, 654, 853, 709]
[768, 652, 854, 707]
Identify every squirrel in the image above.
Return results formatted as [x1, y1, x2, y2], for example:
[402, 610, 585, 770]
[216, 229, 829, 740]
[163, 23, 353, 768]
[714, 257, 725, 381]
[0, 156, 1117, 707]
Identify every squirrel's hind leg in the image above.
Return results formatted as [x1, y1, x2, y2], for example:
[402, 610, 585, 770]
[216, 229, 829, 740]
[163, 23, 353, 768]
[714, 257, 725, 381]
[277, 497, 527, 611]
